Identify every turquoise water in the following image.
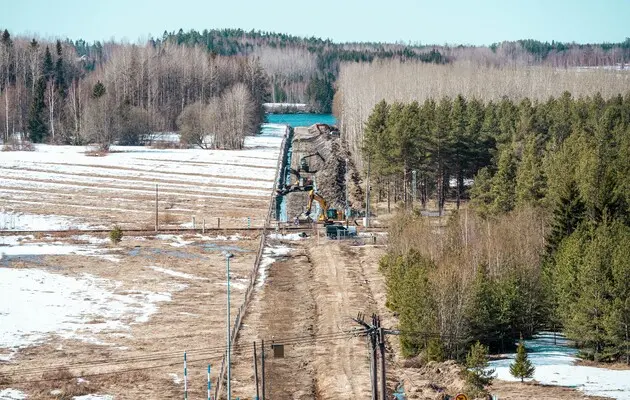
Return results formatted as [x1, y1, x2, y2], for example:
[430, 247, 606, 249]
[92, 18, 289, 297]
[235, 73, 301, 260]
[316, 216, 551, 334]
[265, 113, 336, 126]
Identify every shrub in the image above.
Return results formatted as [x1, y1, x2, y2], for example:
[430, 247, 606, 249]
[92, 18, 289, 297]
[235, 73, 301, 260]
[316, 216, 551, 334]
[109, 225, 123, 244]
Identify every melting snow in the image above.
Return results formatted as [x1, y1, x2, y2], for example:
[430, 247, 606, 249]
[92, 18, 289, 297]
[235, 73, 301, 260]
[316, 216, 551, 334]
[490, 332, 630, 399]
[73, 395, 114, 400]
[0, 268, 171, 353]
[0, 211, 95, 231]
[257, 244, 292, 287]
[146, 265, 207, 281]
[0, 389, 27, 400]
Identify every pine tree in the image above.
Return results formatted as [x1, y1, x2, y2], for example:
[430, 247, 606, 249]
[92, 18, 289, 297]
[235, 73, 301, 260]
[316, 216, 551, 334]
[465, 341, 494, 391]
[515, 135, 546, 207]
[54, 40, 65, 97]
[544, 180, 586, 258]
[491, 146, 517, 214]
[27, 76, 48, 142]
[42, 46, 54, 79]
[510, 340, 535, 382]
[449, 95, 469, 209]
[363, 100, 390, 175]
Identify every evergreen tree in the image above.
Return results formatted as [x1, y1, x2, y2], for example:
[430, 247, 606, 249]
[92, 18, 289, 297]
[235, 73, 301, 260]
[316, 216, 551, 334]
[545, 180, 586, 258]
[55, 40, 65, 97]
[491, 146, 517, 214]
[465, 341, 494, 391]
[515, 135, 546, 207]
[42, 46, 54, 79]
[363, 99, 389, 168]
[92, 80, 106, 98]
[432, 96, 453, 214]
[510, 340, 535, 382]
[449, 95, 469, 209]
[470, 167, 494, 217]
[27, 77, 48, 142]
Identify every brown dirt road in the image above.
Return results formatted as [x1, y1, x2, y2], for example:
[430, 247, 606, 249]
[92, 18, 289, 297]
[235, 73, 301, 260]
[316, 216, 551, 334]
[231, 238, 379, 400]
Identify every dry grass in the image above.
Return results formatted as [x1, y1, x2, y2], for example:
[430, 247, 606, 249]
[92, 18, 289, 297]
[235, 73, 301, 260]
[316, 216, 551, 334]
[0, 234, 260, 399]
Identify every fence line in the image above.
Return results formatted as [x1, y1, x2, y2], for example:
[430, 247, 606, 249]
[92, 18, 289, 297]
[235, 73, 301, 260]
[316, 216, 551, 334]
[215, 125, 290, 400]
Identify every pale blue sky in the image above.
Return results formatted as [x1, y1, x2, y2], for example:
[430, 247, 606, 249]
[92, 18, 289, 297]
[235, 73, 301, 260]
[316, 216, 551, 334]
[1, 0, 628, 45]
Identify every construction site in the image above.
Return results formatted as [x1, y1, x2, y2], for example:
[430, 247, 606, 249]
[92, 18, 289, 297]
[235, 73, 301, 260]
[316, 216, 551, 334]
[0, 120, 608, 400]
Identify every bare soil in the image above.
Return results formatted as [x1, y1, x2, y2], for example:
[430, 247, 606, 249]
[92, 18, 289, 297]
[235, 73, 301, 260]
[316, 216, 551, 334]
[0, 234, 260, 399]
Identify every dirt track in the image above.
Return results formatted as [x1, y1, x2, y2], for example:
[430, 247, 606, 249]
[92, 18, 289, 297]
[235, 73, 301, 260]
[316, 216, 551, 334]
[231, 238, 382, 400]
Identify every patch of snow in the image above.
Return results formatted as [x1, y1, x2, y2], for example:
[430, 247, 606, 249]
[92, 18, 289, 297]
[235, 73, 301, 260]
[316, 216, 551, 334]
[0, 389, 27, 400]
[71, 235, 110, 245]
[155, 234, 195, 248]
[0, 235, 34, 246]
[168, 372, 183, 384]
[146, 265, 207, 281]
[268, 232, 306, 241]
[490, 332, 630, 400]
[257, 245, 292, 287]
[73, 395, 114, 400]
[0, 268, 171, 351]
[0, 211, 94, 231]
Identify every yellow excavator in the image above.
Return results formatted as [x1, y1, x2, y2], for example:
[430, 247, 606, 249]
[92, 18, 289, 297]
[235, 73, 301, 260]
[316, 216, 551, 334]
[303, 189, 341, 225]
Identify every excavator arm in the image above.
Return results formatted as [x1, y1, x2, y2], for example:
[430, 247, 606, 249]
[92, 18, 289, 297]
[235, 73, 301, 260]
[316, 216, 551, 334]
[305, 190, 329, 222]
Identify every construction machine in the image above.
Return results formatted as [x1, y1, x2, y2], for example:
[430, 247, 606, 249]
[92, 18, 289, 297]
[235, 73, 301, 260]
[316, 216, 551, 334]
[303, 189, 340, 225]
[299, 152, 325, 173]
[276, 168, 314, 195]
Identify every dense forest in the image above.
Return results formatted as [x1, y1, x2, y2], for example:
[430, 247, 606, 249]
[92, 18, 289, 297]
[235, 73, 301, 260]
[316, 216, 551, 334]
[367, 93, 630, 364]
[0, 29, 268, 149]
[1, 26, 630, 148]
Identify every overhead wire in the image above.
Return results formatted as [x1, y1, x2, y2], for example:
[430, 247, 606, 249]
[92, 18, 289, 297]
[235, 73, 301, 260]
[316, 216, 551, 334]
[0, 330, 363, 383]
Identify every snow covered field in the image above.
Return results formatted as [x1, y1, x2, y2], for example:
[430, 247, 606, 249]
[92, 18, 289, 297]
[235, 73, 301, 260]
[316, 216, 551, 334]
[490, 332, 630, 399]
[0, 128, 285, 230]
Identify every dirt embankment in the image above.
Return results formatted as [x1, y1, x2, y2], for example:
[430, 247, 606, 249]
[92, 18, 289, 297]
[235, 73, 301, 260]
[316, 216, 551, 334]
[284, 126, 363, 222]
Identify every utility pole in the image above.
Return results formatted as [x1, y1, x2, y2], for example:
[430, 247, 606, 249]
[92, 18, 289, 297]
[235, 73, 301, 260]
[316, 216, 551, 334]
[253, 342, 260, 400]
[353, 313, 399, 400]
[370, 315, 379, 400]
[378, 319, 387, 400]
[225, 252, 234, 400]
[261, 339, 266, 400]
[365, 155, 371, 228]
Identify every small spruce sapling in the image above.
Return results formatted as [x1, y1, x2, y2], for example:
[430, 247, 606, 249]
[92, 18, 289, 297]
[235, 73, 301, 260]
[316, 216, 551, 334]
[510, 340, 535, 382]
[109, 225, 123, 245]
[465, 341, 494, 392]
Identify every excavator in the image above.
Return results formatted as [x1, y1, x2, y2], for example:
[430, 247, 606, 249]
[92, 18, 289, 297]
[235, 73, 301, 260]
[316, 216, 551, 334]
[303, 189, 341, 225]
[276, 168, 313, 195]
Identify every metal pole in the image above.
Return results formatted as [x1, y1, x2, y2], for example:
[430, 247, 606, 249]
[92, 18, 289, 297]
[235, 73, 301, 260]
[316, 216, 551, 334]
[254, 342, 260, 400]
[365, 155, 371, 227]
[207, 364, 211, 400]
[184, 351, 188, 400]
[226, 254, 232, 400]
[345, 158, 349, 228]
[155, 183, 159, 232]
[261, 340, 266, 400]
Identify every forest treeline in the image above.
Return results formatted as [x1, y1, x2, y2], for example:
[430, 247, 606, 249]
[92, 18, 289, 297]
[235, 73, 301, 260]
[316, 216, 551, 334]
[0, 30, 267, 149]
[372, 92, 630, 364]
[337, 60, 630, 171]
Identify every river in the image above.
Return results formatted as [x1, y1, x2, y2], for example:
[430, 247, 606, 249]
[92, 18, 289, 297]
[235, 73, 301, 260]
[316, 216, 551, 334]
[489, 332, 630, 399]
